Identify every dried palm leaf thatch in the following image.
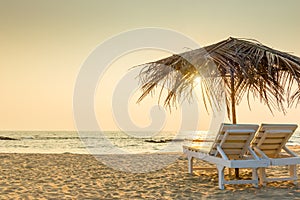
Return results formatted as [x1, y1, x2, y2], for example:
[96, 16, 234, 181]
[137, 37, 300, 123]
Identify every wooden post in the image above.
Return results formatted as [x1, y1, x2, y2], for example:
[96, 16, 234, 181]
[230, 69, 239, 178]
[230, 71, 236, 124]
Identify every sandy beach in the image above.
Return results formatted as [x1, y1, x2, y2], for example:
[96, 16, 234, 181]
[0, 148, 300, 199]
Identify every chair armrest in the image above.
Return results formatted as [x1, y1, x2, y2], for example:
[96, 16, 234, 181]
[283, 146, 298, 157]
[216, 145, 229, 160]
[247, 146, 260, 160]
[253, 146, 269, 159]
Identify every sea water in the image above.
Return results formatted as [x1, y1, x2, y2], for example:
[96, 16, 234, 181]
[0, 131, 299, 154]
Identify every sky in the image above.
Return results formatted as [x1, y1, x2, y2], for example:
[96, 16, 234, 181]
[1, 0, 300, 131]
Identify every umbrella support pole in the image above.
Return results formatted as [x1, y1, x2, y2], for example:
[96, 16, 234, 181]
[235, 169, 240, 179]
[230, 70, 239, 179]
[230, 71, 237, 125]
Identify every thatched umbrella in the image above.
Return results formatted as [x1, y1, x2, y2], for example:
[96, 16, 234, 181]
[137, 37, 300, 124]
[136, 37, 300, 178]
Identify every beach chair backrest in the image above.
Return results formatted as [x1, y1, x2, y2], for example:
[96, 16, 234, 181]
[209, 123, 259, 159]
[251, 124, 298, 158]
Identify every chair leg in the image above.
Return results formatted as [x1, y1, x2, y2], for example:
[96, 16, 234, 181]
[252, 168, 258, 188]
[217, 165, 225, 190]
[258, 168, 266, 186]
[188, 156, 194, 174]
[289, 165, 298, 185]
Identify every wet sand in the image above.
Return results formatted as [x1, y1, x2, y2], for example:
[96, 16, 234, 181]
[0, 147, 300, 199]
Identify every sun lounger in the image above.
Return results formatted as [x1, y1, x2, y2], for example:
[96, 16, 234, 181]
[183, 123, 269, 189]
[251, 124, 299, 185]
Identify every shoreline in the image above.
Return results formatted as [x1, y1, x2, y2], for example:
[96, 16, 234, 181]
[0, 144, 299, 155]
[0, 147, 300, 199]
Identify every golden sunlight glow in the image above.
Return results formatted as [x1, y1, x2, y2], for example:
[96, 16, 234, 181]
[194, 76, 201, 85]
